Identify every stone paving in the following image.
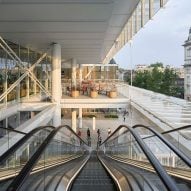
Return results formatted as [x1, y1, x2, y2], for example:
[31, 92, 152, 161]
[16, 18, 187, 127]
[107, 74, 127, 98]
[62, 107, 156, 149]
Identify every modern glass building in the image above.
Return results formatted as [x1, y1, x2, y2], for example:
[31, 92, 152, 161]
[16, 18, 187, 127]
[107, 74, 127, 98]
[0, 1, 191, 191]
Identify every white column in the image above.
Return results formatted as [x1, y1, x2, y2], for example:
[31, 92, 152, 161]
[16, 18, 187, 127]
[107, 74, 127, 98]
[52, 43, 61, 126]
[26, 76, 30, 99]
[79, 64, 83, 84]
[32, 69, 37, 95]
[78, 108, 82, 129]
[92, 117, 96, 131]
[72, 110, 77, 132]
[4, 69, 7, 105]
[31, 111, 35, 118]
[52, 43, 61, 102]
[45, 79, 49, 92]
[72, 58, 77, 88]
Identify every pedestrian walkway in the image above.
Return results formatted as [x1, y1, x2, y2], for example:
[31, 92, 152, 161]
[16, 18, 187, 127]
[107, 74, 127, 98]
[62, 109, 155, 149]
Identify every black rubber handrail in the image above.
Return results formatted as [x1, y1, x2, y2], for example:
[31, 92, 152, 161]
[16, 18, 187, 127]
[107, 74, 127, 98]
[101, 125, 180, 191]
[0, 127, 27, 135]
[141, 125, 191, 142]
[137, 125, 191, 141]
[162, 124, 191, 135]
[6, 125, 89, 191]
[0, 126, 55, 164]
[132, 124, 191, 167]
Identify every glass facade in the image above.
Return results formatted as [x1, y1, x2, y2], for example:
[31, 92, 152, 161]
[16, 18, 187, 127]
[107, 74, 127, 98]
[0, 39, 51, 106]
[103, 0, 169, 64]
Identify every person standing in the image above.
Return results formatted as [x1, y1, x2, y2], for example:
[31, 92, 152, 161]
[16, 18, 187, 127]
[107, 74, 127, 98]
[97, 129, 100, 138]
[78, 130, 81, 137]
[108, 128, 111, 136]
[99, 136, 102, 146]
[78, 130, 82, 145]
[87, 128, 91, 146]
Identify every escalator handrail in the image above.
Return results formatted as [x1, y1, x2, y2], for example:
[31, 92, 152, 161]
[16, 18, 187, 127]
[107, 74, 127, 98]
[136, 124, 191, 142]
[0, 127, 27, 135]
[6, 125, 89, 191]
[101, 125, 179, 191]
[0, 126, 55, 163]
[162, 124, 191, 135]
[133, 124, 191, 167]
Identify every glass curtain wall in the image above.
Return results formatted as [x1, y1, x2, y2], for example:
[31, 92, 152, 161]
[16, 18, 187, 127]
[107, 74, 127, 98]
[0, 39, 51, 106]
[103, 0, 169, 64]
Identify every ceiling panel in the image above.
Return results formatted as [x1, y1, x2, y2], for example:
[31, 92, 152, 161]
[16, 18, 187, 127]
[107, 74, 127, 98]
[0, 0, 139, 64]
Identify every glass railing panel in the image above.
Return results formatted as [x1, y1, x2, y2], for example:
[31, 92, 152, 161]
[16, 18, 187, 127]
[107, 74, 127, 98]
[0, 128, 25, 156]
[162, 126, 191, 159]
[0, 127, 53, 187]
[100, 126, 169, 191]
[14, 127, 88, 191]
[134, 126, 191, 172]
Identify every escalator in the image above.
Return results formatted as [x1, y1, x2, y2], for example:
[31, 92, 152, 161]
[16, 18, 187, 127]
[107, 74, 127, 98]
[70, 151, 117, 191]
[0, 124, 191, 191]
[0, 125, 90, 191]
[100, 124, 191, 191]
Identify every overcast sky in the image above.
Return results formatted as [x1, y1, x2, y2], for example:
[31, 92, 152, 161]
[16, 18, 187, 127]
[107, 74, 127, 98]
[114, 0, 191, 69]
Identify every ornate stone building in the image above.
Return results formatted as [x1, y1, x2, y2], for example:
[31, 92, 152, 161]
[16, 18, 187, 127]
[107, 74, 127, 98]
[183, 27, 191, 100]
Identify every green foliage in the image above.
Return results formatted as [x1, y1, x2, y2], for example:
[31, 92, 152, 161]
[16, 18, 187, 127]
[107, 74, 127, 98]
[133, 63, 181, 97]
[124, 75, 131, 84]
[82, 114, 96, 118]
[104, 114, 118, 118]
[149, 62, 164, 68]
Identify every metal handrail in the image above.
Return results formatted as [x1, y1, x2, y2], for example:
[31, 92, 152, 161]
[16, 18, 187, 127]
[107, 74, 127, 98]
[6, 125, 89, 191]
[137, 124, 191, 141]
[105, 124, 191, 150]
[162, 124, 191, 135]
[0, 126, 55, 163]
[101, 125, 180, 191]
[0, 127, 27, 136]
[132, 124, 191, 167]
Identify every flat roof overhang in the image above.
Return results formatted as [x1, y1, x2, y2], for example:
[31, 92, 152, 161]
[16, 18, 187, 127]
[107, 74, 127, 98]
[0, 0, 168, 64]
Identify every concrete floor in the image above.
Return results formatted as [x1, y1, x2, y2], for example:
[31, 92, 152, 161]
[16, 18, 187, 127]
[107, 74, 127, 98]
[61, 107, 157, 149]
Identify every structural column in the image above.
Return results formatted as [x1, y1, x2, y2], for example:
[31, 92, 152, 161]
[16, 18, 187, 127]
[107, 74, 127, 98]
[79, 64, 83, 84]
[52, 43, 61, 126]
[26, 76, 30, 99]
[78, 108, 82, 129]
[31, 111, 35, 118]
[72, 109, 77, 132]
[72, 58, 77, 88]
[3, 68, 7, 105]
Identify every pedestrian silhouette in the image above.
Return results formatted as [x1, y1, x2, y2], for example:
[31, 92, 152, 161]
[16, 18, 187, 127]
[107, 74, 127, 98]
[87, 128, 91, 146]
[97, 129, 100, 137]
[108, 128, 111, 136]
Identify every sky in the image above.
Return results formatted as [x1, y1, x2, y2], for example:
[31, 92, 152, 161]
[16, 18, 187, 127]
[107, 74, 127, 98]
[114, 0, 191, 69]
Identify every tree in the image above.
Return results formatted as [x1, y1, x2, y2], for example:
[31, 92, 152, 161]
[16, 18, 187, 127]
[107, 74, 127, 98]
[149, 62, 164, 68]
[132, 63, 181, 97]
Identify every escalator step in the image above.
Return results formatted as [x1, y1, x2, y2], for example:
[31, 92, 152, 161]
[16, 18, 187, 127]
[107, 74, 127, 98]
[70, 151, 117, 191]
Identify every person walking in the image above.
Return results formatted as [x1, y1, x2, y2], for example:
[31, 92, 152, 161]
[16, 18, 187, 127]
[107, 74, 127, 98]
[99, 136, 102, 146]
[78, 130, 82, 145]
[97, 129, 100, 137]
[78, 130, 81, 137]
[87, 128, 91, 146]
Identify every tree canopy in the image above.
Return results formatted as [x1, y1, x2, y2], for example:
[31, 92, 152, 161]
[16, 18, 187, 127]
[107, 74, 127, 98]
[131, 63, 182, 97]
